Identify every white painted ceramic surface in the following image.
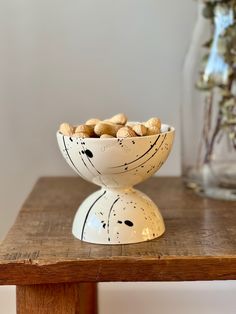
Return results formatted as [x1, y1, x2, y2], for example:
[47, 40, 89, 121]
[57, 124, 175, 244]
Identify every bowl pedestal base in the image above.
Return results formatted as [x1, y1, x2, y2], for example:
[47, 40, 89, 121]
[72, 187, 165, 244]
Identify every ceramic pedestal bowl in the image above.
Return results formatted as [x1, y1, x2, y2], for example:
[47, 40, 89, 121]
[57, 124, 175, 244]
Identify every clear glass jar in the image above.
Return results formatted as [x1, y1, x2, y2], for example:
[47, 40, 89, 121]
[182, 0, 236, 200]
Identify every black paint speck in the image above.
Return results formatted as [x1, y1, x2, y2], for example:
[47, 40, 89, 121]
[108, 237, 110, 241]
[69, 137, 73, 142]
[85, 149, 93, 158]
[132, 140, 135, 144]
[82, 150, 85, 154]
[124, 220, 133, 227]
[125, 167, 128, 170]
[117, 220, 122, 224]
[103, 223, 106, 229]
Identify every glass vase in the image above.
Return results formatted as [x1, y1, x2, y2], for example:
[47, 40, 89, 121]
[182, 0, 236, 200]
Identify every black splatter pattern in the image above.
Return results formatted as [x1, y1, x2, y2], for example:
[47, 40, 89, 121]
[79, 139, 101, 175]
[62, 136, 84, 178]
[113, 134, 167, 174]
[81, 190, 107, 240]
[107, 197, 120, 241]
[85, 149, 93, 158]
[124, 220, 133, 227]
[111, 135, 161, 168]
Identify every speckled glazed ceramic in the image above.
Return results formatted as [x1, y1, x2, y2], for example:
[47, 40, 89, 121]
[57, 124, 175, 244]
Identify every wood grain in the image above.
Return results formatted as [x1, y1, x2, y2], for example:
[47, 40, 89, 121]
[16, 283, 97, 314]
[0, 177, 235, 285]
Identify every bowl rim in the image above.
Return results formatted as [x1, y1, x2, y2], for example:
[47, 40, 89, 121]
[57, 123, 175, 141]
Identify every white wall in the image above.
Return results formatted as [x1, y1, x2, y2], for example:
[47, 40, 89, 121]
[1, 1, 235, 313]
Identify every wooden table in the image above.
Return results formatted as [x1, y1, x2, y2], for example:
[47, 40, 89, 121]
[0, 177, 235, 313]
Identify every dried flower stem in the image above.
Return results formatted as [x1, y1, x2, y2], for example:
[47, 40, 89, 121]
[204, 109, 222, 163]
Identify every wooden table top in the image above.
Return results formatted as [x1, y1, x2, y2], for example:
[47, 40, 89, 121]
[0, 177, 235, 285]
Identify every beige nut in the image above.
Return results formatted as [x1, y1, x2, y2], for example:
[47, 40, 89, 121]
[146, 126, 161, 136]
[85, 118, 101, 126]
[117, 126, 137, 138]
[100, 134, 115, 138]
[126, 122, 136, 128]
[75, 124, 94, 136]
[94, 122, 122, 137]
[132, 124, 147, 136]
[73, 132, 90, 138]
[145, 117, 161, 129]
[59, 122, 74, 136]
[108, 113, 128, 125]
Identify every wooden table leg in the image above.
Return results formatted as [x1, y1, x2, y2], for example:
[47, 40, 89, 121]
[16, 282, 97, 314]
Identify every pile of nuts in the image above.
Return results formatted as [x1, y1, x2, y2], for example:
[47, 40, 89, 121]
[59, 113, 162, 138]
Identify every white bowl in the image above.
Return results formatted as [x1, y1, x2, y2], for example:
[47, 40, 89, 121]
[57, 124, 175, 244]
